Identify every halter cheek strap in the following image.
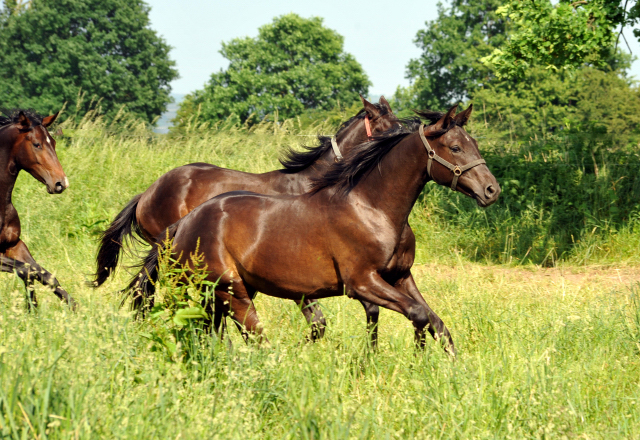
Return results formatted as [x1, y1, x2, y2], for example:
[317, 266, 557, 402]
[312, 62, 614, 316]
[330, 114, 373, 162]
[418, 124, 486, 191]
[330, 137, 343, 161]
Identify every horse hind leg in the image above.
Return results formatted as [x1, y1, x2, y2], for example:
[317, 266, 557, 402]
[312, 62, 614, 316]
[218, 280, 268, 344]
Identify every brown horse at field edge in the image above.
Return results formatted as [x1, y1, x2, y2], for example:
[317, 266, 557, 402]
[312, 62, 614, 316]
[0, 109, 74, 308]
[127, 104, 500, 354]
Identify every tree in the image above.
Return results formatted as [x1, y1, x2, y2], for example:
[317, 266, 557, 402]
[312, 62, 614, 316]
[0, 0, 178, 123]
[399, 0, 507, 111]
[472, 64, 640, 146]
[481, 0, 639, 78]
[174, 14, 370, 126]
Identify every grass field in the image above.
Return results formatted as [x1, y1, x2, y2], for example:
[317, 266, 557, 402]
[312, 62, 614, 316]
[1, 117, 640, 439]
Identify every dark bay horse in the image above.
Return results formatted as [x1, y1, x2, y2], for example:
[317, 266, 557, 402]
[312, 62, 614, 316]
[127, 104, 500, 354]
[0, 110, 74, 308]
[96, 97, 402, 339]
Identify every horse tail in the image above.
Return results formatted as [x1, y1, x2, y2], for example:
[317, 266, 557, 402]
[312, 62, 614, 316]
[123, 223, 180, 313]
[93, 193, 144, 287]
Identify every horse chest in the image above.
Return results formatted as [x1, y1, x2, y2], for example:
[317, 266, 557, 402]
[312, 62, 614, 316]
[0, 204, 20, 248]
[381, 233, 415, 278]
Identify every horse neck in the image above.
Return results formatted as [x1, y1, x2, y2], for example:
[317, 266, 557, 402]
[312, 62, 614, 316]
[351, 132, 430, 230]
[265, 118, 368, 186]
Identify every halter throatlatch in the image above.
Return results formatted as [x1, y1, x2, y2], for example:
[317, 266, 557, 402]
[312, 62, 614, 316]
[418, 124, 486, 191]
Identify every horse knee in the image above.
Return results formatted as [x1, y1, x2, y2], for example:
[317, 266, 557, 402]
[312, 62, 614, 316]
[408, 307, 430, 331]
[360, 301, 379, 323]
[42, 271, 60, 287]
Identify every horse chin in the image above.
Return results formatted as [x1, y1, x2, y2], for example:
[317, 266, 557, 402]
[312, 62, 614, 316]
[475, 196, 488, 208]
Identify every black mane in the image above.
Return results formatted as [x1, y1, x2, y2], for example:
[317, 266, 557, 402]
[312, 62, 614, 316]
[0, 108, 43, 128]
[312, 109, 458, 195]
[278, 104, 389, 173]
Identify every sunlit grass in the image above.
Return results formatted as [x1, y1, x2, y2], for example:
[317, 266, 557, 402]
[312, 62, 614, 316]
[1, 118, 639, 438]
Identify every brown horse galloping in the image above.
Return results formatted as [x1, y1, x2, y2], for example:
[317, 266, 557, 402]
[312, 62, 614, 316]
[127, 104, 500, 354]
[96, 97, 401, 340]
[0, 109, 74, 308]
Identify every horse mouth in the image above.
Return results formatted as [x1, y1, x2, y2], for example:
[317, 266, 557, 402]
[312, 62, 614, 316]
[474, 194, 487, 207]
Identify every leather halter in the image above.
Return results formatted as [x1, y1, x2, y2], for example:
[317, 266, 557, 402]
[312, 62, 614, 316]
[418, 124, 486, 191]
[330, 137, 343, 161]
[330, 114, 373, 162]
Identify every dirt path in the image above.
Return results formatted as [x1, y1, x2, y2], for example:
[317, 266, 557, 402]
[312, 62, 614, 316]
[412, 263, 640, 290]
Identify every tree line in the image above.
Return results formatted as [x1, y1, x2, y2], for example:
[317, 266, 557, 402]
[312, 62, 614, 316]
[1, 0, 639, 141]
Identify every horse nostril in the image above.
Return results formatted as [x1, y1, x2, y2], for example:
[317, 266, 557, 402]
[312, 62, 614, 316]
[484, 184, 495, 199]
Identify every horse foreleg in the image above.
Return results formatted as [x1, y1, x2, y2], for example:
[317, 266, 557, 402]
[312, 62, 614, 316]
[347, 271, 440, 352]
[295, 298, 326, 341]
[395, 273, 454, 356]
[1, 241, 75, 310]
[358, 300, 380, 348]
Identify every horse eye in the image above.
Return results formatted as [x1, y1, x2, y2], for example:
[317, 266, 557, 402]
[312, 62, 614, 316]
[450, 145, 461, 153]
[33, 142, 41, 149]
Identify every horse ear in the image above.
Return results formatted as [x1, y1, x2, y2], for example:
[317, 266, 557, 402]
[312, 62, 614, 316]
[42, 111, 60, 128]
[378, 96, 393, 113]
[360, 94, 380, 118]
[425, 104, 458, 134]
[17, 112, 32, 130]
[453, 104, 473, 126]
[441, 104, 458, 129]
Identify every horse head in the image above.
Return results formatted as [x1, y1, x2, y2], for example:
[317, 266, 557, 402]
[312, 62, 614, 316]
[421, 104, 500, 207]
[2, 110, 69, 194]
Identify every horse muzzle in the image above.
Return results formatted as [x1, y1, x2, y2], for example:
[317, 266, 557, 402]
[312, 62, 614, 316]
[48, 176, 69, 194]
[475, 182, 501, 207]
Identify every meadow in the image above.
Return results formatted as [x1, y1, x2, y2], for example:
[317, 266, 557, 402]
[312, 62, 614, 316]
[1, 113, 640, 439]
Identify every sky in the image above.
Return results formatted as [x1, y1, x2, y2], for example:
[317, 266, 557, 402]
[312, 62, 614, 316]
[145, 0, 640, 98]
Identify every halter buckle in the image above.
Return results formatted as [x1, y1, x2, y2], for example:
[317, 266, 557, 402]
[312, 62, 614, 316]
[428, 150, 435, 159]
[453, 166, 462, 176]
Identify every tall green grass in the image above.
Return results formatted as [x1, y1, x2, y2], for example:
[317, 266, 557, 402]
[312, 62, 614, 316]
[0, 116, 639, 438]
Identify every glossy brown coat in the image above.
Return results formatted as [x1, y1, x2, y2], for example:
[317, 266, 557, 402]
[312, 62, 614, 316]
[97, 97, 401, 340]
[129, 105, 501, 353]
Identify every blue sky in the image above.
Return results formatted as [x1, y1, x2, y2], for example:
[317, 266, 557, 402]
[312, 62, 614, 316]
[145, 0, 640, 98]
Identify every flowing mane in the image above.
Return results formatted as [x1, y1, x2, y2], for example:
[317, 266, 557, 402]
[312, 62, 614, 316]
[312, 109, 464, 195]
[278, 103, 390, 173]
[0, 108, 43, 128]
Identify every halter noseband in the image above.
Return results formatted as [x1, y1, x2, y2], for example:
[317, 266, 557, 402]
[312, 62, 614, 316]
[418, 123, 486, 191]
[330, 114, 374, 162]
